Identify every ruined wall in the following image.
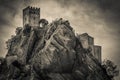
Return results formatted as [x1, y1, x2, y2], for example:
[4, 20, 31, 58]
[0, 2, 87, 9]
[78, 33, 94, 55]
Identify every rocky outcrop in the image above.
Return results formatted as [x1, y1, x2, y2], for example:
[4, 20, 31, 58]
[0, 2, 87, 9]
[0, 18, 111, 80]
[32, 19, 76, 73]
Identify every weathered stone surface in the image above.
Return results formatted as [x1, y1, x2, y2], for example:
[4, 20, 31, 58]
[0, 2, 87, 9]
[0, 18, 111, 80]
[32, 20, 76, 73]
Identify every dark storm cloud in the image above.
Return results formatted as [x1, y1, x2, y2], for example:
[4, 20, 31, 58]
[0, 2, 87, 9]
[56, 0, 120, 21]
[0, 0, 32, 28]
[56, 0, 120, 35]
[56, 0, 100, 6]
[56, 0, 120, 14]
[0, 0, 20, 26]
[99, 0, 120, 32]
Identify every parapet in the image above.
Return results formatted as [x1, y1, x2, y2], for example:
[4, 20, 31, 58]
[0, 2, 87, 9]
[23, 6, 40, 11]
[23, 6, 40, 14]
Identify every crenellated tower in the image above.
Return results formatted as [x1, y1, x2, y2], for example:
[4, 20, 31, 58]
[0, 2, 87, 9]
[23, 6, 40, 28]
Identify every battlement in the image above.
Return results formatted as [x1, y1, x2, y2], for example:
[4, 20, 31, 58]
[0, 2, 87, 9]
[23, 6, 40, 11]
[23, 6, 40, 14]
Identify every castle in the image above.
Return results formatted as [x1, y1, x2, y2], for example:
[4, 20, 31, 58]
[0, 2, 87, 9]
[23, 6, 102, 63]
[0, 6, 108, 80]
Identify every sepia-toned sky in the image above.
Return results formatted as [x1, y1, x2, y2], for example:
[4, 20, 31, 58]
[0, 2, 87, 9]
[0, 0, 120, 79]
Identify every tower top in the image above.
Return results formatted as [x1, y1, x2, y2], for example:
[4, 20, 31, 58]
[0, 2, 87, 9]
[23, 6, 40, 11]
[23, 6, 40, 27]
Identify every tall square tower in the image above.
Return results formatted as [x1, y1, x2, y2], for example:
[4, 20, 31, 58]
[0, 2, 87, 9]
[23, 6, 40, 28]
[94, 45, 102, 63]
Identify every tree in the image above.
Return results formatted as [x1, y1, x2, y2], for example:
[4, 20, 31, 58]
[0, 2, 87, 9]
[102, 60, 119, 79]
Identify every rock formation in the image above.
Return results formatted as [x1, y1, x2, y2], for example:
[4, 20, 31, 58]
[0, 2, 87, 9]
[0, 18, 111, 80]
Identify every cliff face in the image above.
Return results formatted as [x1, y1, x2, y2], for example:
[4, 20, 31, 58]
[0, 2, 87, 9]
[0, 18, 111, 80]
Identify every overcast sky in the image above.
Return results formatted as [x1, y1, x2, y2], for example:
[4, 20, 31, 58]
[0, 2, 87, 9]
[0, 0, 120, 79]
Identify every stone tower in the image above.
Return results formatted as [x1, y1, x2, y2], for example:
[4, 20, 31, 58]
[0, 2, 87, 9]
[23, 6, 40, 28]
[94, 45, 102, 63]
